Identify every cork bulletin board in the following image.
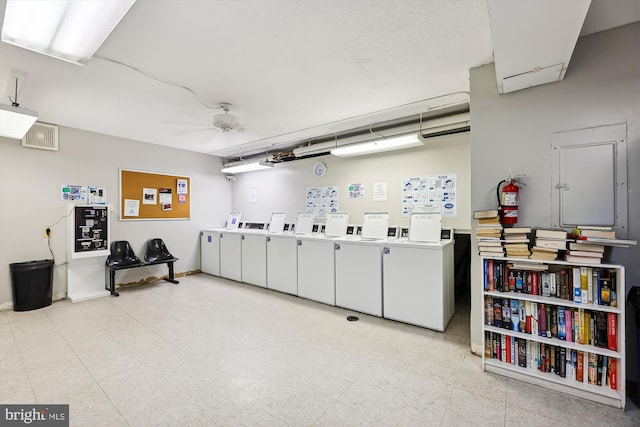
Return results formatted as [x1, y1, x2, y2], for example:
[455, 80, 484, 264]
[119, 169, 191, 220]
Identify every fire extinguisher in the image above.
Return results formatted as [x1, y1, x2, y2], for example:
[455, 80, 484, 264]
[496, 177, 522, 225]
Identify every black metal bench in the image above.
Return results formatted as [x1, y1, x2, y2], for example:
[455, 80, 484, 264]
[105, 239, 179, 297]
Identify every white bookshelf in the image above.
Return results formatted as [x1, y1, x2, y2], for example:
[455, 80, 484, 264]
[481, 256, 626, 409]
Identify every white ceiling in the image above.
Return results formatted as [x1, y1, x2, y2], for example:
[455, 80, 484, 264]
[0, 0, 638, 159]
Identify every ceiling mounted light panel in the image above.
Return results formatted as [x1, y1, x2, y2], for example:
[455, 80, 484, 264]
[1, 0, 136, 65]
[330, 134, 423, 158]
[221, 160, 274, 174]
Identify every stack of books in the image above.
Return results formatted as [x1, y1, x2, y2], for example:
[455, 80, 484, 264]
[569, 226, 637, 248]
[478, 240, 505, 257]
[565, 241, 606, 264]
[474, 210, 504, 257]
[474, 210, 502, 238]
[531, 228, 568, 260]
[503, 227, 531, 258]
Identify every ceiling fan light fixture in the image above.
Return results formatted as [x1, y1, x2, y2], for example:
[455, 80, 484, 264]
[212, 112, 240, 132]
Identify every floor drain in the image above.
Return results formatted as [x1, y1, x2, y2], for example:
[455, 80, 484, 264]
[347, 316, 359, 322]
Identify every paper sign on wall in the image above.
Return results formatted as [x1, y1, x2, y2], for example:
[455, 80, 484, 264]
[61, 185, 87, 202]
[402, 173, 457, 217]
[348, 183, 365, 198]
[306, 186, 339, 219]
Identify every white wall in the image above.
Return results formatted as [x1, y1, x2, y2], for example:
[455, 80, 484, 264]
[231, 132, 471, 231]
[0, 126, 230, 308]
[469, 23, 640, 377]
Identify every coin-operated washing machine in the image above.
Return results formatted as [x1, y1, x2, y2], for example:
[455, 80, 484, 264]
[334, 212, 389, 317]
[267, 212, 314, 295]
[382, 213, 455, 331]
[239, 220, 270, 287]
[297, 212, 349, 306]
[219, 212, 243, 282]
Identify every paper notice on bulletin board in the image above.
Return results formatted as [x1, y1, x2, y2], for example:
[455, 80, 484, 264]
[306, 186, 338, 219]
[402, 174, 457, 217]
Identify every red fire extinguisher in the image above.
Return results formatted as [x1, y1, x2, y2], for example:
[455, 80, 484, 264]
[497, 178, 521, 225]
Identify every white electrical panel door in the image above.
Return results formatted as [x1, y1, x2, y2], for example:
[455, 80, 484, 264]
[200, 230, 220, 276]
[241, 234, 267, 288]
[219, 232, 242, 282]
[266, 235, 298, 295]
[335, 241, 382, 316]
[297, 238, 335, 305]
[551, 123, 627, 233]
[382, 242, 455, 331]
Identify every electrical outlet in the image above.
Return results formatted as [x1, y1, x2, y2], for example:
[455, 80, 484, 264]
[43, 228, 52, 238]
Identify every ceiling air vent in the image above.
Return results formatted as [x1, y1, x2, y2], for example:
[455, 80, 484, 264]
[21, 122, 59, 151]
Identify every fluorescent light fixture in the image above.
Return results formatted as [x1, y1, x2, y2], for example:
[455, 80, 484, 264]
[331, 134, 423, 158]
[221, 160, 274, 174]
[1, 0, 136, 65]
[0, 103, 38, 139]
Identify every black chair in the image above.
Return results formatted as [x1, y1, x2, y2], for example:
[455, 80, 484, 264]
[144, 238, 177, 263]
[106, 240, 142, 268]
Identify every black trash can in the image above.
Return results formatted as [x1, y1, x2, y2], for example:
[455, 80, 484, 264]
[9, 259, 54, 311]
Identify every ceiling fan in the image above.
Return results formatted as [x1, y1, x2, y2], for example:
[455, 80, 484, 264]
[167, 102, 245, 135]
[212, 102, 244, 133]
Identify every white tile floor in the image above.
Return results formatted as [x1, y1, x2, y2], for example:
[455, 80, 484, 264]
[1, 273, 640, 426]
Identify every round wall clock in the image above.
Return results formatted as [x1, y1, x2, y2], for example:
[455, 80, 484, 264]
[313, 161, 327, 177]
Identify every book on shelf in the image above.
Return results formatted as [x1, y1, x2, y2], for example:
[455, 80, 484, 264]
[535, 238, 567, 250]
[474, 209, 499, 219]
[568, 241, 605, 252]
[569, 235, 637, 247]
[535, 228, 568, 240]
[478, 216, 501, 225]
[503, 227, 532, 234]
[480, 251, 505, 257]
[607, 313, 617, 351]
[595, 312, 608, 348]
[564, 254, 602, 265]
[566, 250, 604, 258]
[479, 246, 505, 253]
[479, 240, 503, 247]
[573, 227, 616, 239]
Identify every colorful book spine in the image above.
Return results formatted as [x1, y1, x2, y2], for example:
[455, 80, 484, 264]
[565, 309, 573, 342]
[576, 351, 584, 382]
[573, 267, 582, 303]
[558, 307, 566, 341]
[607, 313, 617, 351]
[580, 267, 589, 304]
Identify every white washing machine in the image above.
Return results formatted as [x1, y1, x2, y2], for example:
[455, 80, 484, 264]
[219, 229, 242, 282]
[200, 229, 221, 276]
[334, 213, 389, 316]
[382, 239, 455, 331]
[240, 224, 268, 288]
[266, 233, 298, 295]
[334, 238, 383, 316]
[297, 234, 335, 305]
[297, 213, 349, 306]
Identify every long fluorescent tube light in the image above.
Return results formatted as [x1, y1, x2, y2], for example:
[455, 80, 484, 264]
[221, 160, 274, 174]
[1, 0, 136, 65]
[0, 104, 38, 139]
[331, 134, 423, 158]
